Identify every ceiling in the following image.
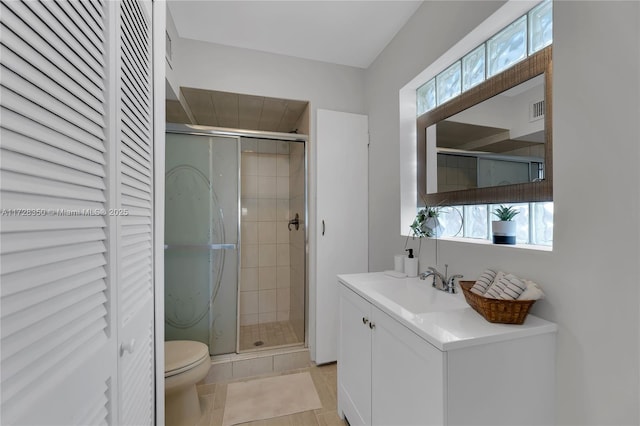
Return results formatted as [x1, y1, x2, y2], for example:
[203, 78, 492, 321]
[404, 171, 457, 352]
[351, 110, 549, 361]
[167, 1, 423, 69]
[166, 1, 423, 130]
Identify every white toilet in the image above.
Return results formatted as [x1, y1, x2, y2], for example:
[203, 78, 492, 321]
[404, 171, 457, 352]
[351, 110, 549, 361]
[165, 340, 210, 426]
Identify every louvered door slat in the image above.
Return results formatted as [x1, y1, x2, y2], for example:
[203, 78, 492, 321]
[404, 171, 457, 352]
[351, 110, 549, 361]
[1, 268, 106, 318]
[122, 162, 152, 188]
[0, 13, 105, 104]
[1, 128, 105, 177]
[123, 0, 150, 71]
[1, 149, 105, 189]
[2, 317, 107, 404]
[43, 0, 105, 60]
[0, 170, 105, 201]
[2, 241, 106, 274]
[2, 48, 105, 129]
[29, 0, 105, 72]
[3, 296, 107, 374]
[1, 1, 104, 90]
[0, 227, 106, 254]
[122, 145, 151, 176]
[0, 1, 113, 422]
[1, 41, 104, 116]
[121, 16, 150, 76]
[78, 0, 105, 32]
[121, 71, 150, 126]
[0, 3, 105, 103]
[1, 88, 105, 153]
[2, 66, 105, 139]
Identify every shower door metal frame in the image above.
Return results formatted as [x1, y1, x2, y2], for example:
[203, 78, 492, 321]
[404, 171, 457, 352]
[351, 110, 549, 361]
[166, 123, 309, 354]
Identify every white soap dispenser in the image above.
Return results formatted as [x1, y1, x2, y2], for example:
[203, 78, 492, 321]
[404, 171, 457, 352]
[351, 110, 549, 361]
[404, 248, 418, 278]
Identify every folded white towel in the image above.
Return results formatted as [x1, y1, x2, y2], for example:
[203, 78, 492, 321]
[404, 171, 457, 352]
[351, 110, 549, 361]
[497, 273, 528, 300]
[483, 271, 507, 298]
[517, 280, 545, 300]
[470, 269, 497, 295]
[384, 270, 407, 278]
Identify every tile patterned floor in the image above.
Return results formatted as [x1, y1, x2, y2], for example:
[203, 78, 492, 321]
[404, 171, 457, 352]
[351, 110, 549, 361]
[239, 321, 302, 352]
[197, 362, 347, 426]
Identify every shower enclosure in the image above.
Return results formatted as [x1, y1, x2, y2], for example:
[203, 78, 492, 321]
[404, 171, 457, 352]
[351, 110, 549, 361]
[165, 125, 307, 355]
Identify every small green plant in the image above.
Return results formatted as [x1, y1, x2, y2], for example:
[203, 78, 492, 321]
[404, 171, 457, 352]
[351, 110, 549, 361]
[492, 205, 520, 221]
[410, 206, 439, 238]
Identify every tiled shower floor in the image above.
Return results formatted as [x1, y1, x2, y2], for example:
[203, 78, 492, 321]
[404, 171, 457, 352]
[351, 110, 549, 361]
[239, 320, 301, 351]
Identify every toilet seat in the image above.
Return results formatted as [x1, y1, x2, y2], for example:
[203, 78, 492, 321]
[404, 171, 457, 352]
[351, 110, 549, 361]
[165, 340, 209, 378]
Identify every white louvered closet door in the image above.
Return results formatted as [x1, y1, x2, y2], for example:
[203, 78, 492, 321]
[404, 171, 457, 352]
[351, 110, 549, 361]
[0, 0, 116, 424]
[116, 1, 155, 424]
[0, 0, 156, 425]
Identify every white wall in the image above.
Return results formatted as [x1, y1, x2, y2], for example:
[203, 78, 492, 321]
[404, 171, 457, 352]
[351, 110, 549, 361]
[365, 1, 640, 424]
[170, 37, 367, 360]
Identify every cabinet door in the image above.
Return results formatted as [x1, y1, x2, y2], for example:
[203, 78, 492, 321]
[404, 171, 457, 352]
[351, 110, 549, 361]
[315, 109, 368, 364]
[371, 306, 445, 426]
[338, 285, 372, 426]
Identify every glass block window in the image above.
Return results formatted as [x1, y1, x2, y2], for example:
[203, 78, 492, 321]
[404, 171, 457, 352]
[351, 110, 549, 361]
[425, 202, 553, 247]
[529, 0, 553, 53]
[416, 79, 436, 115]
[487, 15, 527, 77]
[436, 61, 461, 105]
[463, 204, 489, 239]
[531, 201, 553, 245]
[437, 206, 463, 238]
[416, 0, 552, 117]
[462, 45, 486, 91]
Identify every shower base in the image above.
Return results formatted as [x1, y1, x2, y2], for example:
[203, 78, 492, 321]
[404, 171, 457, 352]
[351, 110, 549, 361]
[239, 320, 300, 352]
[200, 346, 309, 385]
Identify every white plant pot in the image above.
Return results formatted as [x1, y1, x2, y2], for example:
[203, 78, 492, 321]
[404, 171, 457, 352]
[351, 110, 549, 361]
[492, 220, 516, 245]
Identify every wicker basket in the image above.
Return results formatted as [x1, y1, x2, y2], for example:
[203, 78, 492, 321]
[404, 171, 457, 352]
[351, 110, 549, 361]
[459, 281, 536, 325]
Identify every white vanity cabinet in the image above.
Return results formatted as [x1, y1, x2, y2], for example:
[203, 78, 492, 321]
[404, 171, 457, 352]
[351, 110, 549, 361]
[339, 285, 445, 426]
[338, 275, 557, 426]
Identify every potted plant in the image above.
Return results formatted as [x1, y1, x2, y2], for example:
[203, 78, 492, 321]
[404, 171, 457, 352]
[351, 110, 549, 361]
[410, 206, 443, 239]
[491, 205, 519, 245]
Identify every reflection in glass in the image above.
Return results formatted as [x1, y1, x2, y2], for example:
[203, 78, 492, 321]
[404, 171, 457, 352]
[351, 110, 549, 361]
[487, 15, 527, 77]
[462, 45, 486, 91]
[529, 0, 553, 53]
[417, 79, 436, 116]
[436, 61, 461, 105]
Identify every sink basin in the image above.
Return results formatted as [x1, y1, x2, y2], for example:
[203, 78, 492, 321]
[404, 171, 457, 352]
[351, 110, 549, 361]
[363, 278, 466, 314]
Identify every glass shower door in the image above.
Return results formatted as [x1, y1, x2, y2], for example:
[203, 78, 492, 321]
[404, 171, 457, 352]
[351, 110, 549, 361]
[164, 133, 239, 355]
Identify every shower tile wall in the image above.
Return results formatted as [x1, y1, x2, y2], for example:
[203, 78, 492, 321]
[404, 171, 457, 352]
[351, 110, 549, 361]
[240, 139, 291, 326]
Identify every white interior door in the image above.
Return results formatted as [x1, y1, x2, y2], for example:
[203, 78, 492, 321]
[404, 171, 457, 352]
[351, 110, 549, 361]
[0, 1, 157, 424]
[316, 109, 368, 364]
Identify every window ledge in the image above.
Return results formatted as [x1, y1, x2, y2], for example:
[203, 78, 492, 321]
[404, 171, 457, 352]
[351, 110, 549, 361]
[434, 236, 552, 252]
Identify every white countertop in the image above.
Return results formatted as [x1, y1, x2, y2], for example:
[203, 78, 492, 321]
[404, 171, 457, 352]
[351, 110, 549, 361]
[338, 272, 557, 351]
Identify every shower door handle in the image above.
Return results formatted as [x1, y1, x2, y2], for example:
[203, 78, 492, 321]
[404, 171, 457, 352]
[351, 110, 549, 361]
[288, 213, 300, 231]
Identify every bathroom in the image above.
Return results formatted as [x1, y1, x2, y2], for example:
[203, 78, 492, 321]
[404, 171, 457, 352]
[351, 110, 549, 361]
[161, 0, 639, 423]
[0, 1, 638, 425]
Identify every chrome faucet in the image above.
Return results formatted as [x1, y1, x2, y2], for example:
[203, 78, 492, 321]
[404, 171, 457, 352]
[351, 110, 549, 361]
[419, 264, 462, 294]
